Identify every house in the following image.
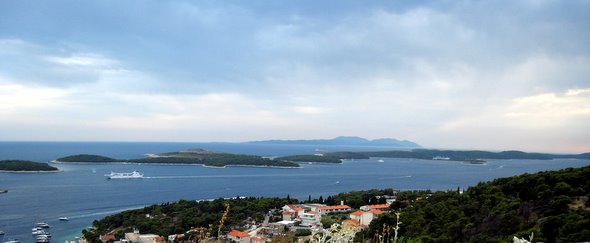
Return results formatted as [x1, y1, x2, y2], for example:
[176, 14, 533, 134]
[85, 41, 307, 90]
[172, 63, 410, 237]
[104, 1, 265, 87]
[124, 229, 165, 243]
[360, 204, 391, 211]
[317, 205, 351, 215]
[349, 209, 385, 226]
[228, 230, 251, 243]
[281, 205, 304, 217]
[305, 203, 327, 212]
[299, 211, 321, 227]
[349, 211, 364, 222]
[342, 219, 361, 231]
[99, 234, 116, 243]
[251, 236, 266, 243]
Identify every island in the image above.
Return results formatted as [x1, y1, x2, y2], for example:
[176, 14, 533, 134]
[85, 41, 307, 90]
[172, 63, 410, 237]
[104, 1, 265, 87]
[54, 149, 300, 168]
[0, 160, 59, 172]
[82, 166, 590, 242]
[249, 136, 421, 148]
[278, 149, 590, 163]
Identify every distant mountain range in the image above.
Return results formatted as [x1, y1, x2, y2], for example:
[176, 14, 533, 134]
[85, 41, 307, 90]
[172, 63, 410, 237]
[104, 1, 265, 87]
[248, 136, 421, 148]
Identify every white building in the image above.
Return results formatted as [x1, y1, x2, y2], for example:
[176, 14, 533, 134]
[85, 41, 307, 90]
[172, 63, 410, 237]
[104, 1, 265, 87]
[299, 211, 321, 227]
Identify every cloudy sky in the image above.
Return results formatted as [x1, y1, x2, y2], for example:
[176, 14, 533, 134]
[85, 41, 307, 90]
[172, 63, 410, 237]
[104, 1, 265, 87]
[1, 1, 589, 153]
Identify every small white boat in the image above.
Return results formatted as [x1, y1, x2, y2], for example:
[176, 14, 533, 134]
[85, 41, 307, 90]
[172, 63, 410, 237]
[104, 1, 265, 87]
[32, 230, 48, 236]
[377, 159, 384, 162]
[35, 222, 50, 228]
[59, 217, 69, 221]
[5, 240, 20, 243]
[105, 171, 143, 179]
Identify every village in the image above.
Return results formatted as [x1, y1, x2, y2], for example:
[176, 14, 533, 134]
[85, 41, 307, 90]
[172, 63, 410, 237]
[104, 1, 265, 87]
[92, 192, 419, 243]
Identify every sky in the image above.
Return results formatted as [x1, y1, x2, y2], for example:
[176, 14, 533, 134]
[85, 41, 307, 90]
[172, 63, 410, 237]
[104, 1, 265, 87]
[0, 1, 589, 153]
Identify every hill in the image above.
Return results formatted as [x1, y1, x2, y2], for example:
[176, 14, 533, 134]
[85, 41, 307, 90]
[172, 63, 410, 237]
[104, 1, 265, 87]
[0, 160, 59, 172]
[249, 136, 421, 148]
[364, 166, 590, 242]
[55, 149, 299, 168]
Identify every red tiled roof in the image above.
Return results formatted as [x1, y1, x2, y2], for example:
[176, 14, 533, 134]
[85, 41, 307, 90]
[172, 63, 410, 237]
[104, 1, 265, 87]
[343, 219, 360, 226]
[100, 234, 116, 241]
[306, 211, 318, 215]
[293, 207, 304, 211]
[351, 211, 364, 216]
[370, 209, 384, 215]
[367, 204, 390, 209]
[228, 230, 250, 238]
[319, 205, 351, 210]
[282, 211, 294, 215]
[251, 236, 265, 242]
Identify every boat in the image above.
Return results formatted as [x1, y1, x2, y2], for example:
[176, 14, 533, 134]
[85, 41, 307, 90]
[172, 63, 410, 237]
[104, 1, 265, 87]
[32, 230, 48, 236]
[36, 235, 50, 243]
[432, 156, 451, 160]
[377, 159, 384, 163]
[59, 217, 69, 221]
[35, 223, 50, 228]
[105, 171, 143, 179]
[4, 240, 20, 243]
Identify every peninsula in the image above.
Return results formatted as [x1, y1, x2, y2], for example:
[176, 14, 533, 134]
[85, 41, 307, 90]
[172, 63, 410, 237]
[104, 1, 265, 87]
[278, 149, 590, 163]
[0, 160, 59, 172]
[55, 149, 299, 168]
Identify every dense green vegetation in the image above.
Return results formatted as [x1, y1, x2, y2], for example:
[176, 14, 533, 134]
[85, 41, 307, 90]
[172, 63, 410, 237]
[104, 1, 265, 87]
[278, 154, 343, 163]
[55, 150, 299, 167]
[286, 148, 590, 162]
[0, 160, 59, 171]
[56, 154, 119, 162]
[83, 197, 297, 242]
[364, 166, 590, 242]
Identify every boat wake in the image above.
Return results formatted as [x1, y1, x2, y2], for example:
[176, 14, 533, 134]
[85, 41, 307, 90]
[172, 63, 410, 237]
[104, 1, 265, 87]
[67, 206, 145, 220]
[378, 175, 412, 180]
[144, 175, 209, 179]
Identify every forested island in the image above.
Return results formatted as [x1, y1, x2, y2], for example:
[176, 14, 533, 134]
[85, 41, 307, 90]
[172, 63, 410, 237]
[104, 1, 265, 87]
[55, 149, 299, 168]
[83, 166, 589, 242]
[280, 149, 590, 163]
[0, 160, 59, 172]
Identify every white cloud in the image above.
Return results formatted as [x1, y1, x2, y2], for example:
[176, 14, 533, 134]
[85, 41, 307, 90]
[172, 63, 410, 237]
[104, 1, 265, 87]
[0, 2, 589, 152]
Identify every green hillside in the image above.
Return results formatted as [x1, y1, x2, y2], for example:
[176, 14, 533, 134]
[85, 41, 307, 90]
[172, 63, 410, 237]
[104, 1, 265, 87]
[364, 166, 590, 242]
[0, 160, 59, 171]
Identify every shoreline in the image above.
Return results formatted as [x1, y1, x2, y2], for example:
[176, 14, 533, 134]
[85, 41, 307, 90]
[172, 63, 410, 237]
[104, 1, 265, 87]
[51, 160, 300, 169]
[0, 169, 61, 173]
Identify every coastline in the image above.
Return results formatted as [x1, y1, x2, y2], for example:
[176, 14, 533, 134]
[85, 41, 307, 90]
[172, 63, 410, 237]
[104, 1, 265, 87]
[0, 170, 61, 173]
[51, 160, 300, 169]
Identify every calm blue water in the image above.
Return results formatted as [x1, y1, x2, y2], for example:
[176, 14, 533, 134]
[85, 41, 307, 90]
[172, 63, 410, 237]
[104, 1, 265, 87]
[0, 142, 588, 242]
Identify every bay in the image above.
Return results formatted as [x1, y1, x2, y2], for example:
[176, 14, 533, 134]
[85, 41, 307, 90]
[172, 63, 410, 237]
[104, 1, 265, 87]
[0, 142, 588, 242]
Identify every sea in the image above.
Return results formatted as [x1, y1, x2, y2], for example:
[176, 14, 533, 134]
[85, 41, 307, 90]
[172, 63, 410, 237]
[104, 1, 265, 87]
[0, 141, 588, 242]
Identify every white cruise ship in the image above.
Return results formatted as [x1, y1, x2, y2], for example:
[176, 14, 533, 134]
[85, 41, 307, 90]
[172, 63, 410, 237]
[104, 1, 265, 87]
[105, 171, 144, 179]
